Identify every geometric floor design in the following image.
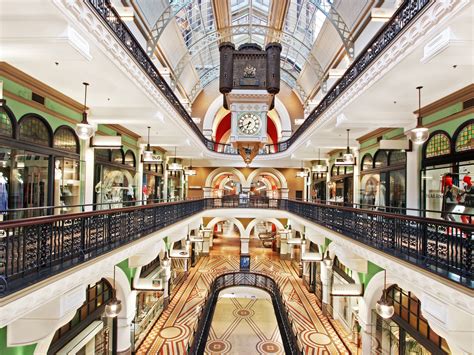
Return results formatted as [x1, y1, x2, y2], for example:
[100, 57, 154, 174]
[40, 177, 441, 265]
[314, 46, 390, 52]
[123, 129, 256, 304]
[136, 237, 356, 354]
[206, 296, 284, 354]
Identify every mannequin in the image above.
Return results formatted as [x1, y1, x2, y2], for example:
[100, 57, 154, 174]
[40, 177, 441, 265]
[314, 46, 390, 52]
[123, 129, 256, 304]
[0, 172, 8, 215]
[441, 175, 456, 222]
[459, 175, 473, 224]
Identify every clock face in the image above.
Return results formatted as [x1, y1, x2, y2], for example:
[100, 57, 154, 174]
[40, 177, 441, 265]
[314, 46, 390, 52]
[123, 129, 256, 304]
[238, 113, 261, 135]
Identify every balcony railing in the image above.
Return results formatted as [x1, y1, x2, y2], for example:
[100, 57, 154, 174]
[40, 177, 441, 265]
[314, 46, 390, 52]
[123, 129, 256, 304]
[86, 0, 431, 155]
[189, 272, 301, 355]
[0, 197, 471, 297]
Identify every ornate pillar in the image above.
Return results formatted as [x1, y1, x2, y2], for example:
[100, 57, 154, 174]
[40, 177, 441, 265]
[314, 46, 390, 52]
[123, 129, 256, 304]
[162, 156, 169, 201]
[203, 187, 213, 198]
[81, 137, 95, 210]
[321, 260, 333, 316]
[279, 187, 289, 199]
[240, 237, 250, 254]
[406, 143, 421, 216]
[116, 317, 132, 355]
[353, 148, 360, 206]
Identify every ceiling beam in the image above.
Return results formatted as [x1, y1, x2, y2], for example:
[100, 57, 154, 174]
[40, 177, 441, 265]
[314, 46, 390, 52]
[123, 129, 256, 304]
[212, 0, 231, 30]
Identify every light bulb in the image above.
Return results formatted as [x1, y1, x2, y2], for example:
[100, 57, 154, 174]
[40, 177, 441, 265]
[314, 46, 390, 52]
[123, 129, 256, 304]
[75, 123, 95, 140]
[143, 150, 154, 161]
[105, 297, 122, 317]
[376, 297, 394, 319]
[408, 126, 429, 145]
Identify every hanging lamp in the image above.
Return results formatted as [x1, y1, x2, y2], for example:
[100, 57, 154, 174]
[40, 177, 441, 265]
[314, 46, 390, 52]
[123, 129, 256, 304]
[75, 82, 95, 140]
[407, 86, 429, 145]
[168, 147, 182, 171]
[105, 265, 122, 318]
[375, 270, 395, 319]
[323, 250, 333, 268]
[184, 159, 197, 176]
[142, 126, 154, 162]
[335, 129, 355, 166]
[296, 161, 309, 178]
[312, 148, 328, 173]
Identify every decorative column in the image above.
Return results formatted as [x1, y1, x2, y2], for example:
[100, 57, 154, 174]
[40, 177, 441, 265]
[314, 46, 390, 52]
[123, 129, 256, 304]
[201, 228, 212, 255]
[162, 155, 169, 201]
[116, 317, 132, 355]
[321, 259, 333, 316]
[203, 187, 213, 198]
[80, 137, 95, 210]
[406, 143, 421, 216]
[353, 148, 360, 206]
[279, 188, 289, 199]
[279, 229, 289, 260]
[137, 144, 144, 204]
[240, 237, 250, 254]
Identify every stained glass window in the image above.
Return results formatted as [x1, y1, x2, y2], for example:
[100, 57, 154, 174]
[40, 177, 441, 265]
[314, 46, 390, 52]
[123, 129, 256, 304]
[425, 132, 451, 158]
[374, 150, 388, 168]
[54, 126, 79, 153]
[389, 151, 406, 165]
[455, 122, 473, 152]
[19, 115, 51, 146]
[361, 154, 373, 171]
[0, 108, 14, 137]
[112, 149, 124, 164]
[124, 150, 136, 167]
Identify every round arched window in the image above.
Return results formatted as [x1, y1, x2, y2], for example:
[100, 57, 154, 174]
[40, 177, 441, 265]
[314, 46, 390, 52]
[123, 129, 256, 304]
[54, 126, 79, 153]
[0, 107, 15, 138]
[111, 149, 124, 164]
[124, 150, 136, 168]
[454, 121, 473, 153]
[19, 115, 52, 146]
[424, 131, 451, 158]
[374, 150, 388, 169]
[361, 154, 373, 171]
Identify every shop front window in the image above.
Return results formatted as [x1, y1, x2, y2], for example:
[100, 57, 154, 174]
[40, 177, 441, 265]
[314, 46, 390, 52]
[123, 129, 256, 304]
[95, 165, 136, 209]
[54, 158, 81, 214]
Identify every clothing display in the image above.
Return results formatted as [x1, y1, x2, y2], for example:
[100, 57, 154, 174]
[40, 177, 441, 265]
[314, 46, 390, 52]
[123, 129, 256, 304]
[0, 174, 8, 212]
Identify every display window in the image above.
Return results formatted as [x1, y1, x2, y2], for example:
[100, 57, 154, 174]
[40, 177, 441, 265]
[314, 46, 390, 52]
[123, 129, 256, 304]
[329, 165, 353, 204]
[0, 106, 81, 219]
[94, 149, 137, 209]
[359, 150, 406, 212]
[143, 163, 163, 202]
[421, 121, 474, 222]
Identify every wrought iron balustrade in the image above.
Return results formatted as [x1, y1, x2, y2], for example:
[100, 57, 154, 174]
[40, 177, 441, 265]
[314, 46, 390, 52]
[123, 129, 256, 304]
[86, 0, 431, 155]
[0, 197, 471, 297]
[189, 272, 301, 355]
[0, 199, 205, 296]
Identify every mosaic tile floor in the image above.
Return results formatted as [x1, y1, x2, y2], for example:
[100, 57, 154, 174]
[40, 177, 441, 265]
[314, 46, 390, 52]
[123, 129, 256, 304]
[137, 237, 356, 354]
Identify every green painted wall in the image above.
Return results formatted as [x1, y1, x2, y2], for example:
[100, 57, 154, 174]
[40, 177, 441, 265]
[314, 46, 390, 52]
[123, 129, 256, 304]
[0, 328, 36, 355]
[359, 127, 405, 157]
[117, 259, 137, 286]
[358, 261, 384, 287]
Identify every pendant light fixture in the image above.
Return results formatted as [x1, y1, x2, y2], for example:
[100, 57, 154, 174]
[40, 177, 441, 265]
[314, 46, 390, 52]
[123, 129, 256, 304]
[312, 148, 328, 173]
[407, 86, 429, 145]
[184, 159, 197, 176]
[323, 250, 333, 268]
[376, 270, 395, 319]
[296, 161, 309, 178]
[336, 129, 355, 166]
[142, 126, 154, 162]
[105, 265, 122, 318]
[75, 82, 96, 140]
[168, 147, 182, 171]
[162, 249, 171, 268]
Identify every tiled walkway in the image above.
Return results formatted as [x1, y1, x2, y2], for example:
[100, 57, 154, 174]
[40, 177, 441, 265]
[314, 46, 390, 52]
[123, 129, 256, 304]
[137, 237, 357, 354]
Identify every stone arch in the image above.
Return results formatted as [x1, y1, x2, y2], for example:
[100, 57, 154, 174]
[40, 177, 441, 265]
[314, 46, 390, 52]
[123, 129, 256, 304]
[245, 218, 285, 238]
[360, 271, 463, 352]
[33, 267, 132, 354]
[245, 168, 288, 189]
[205, 167, 246, 188]
[205, 217, 246, 238]
[202, 96, 292, 140]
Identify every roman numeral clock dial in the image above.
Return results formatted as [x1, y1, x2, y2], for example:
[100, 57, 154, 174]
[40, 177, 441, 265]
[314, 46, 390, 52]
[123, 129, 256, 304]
[238, 113, 261, 135]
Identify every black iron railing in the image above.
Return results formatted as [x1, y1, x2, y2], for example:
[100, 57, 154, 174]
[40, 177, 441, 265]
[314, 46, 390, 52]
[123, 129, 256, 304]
[0, 197, 471, 297]
[189, 272, 301, 355]
[86, 0, 431, 155]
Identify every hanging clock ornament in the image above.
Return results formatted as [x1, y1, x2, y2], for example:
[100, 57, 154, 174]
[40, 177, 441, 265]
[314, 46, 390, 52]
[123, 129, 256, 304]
[219, 42, 282, 165]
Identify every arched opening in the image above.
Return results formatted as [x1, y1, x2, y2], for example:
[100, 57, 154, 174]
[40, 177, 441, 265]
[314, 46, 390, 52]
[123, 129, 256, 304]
[372, 284, 451, 354]
[206, 168, 246, 198]
[249, 173, 280, 198]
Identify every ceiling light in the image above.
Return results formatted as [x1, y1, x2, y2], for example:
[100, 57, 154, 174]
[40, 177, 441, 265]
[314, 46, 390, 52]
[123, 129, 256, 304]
[184, 159, 197, 176]
[407, 86, 429, 145]
[297, 161, 309, 178]
[312, 148, 328, 173]
[336, 129, 355, 166]
[75, 82, 95, 140]
[142, 126, 157, 162]
[168, 147, 182, 171]
[323, 251, 333, 268]
[376, 270, 394, 319]
[105, 266, 122, 318]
